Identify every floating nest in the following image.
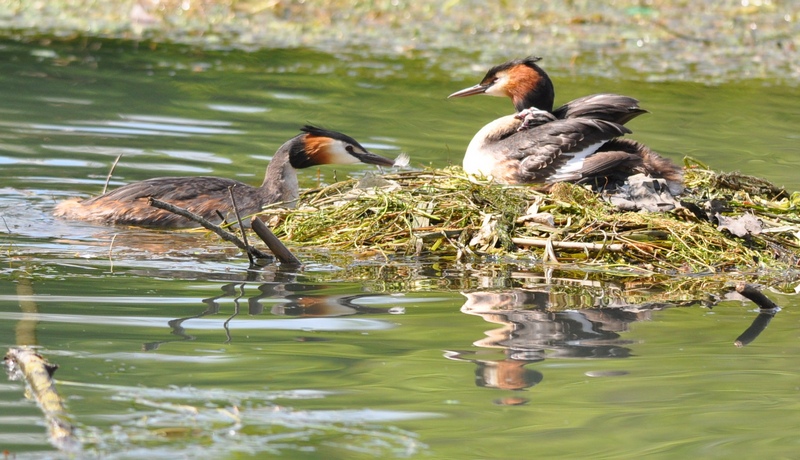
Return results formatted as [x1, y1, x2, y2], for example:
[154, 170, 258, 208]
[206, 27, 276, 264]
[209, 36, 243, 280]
[256, 159, 800, 284]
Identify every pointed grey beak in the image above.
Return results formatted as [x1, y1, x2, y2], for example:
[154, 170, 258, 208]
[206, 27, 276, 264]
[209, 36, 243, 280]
[448, 83, 490, 99]
[351, 150, 396, 167]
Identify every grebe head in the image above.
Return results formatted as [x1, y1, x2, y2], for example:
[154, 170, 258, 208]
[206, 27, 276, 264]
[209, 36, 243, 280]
[289, 125, 395, 169]
[448, 56, 555, 113]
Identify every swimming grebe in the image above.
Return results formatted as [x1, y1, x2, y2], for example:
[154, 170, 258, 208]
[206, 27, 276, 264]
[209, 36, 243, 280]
[54, 125, 400, 228]
[448, 56, 683, 193]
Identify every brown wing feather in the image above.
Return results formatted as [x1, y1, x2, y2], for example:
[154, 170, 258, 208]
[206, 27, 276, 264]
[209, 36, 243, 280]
[83, 177, 247, 204]
[553, 94, 647, 125]
[59, 177, 262, 228]
[577, 151, 640, 177]
[504, 118, 631, 182]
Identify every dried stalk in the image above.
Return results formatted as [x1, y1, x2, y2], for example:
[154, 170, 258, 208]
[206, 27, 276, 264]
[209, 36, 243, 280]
[102, 153, 124, 195]
[512, 237, 626, 252]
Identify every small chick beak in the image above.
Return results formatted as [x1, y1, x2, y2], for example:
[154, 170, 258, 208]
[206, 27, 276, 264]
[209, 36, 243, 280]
[350, 149, 396, 167]
[448, 83, 489, 99]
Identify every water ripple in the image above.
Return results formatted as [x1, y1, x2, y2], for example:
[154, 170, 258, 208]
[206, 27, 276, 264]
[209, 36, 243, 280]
[118, 114, 234, 127]
[39, 96, 94, 105]
[207, 104, 269, 113]
[0, 312, 396, 331]
[22, 122, 193, 137]
[100, 120, 240, 135]
[156, 149, 231, 164]
[6, 114, 242, 138]
[42, 145, 146, 157]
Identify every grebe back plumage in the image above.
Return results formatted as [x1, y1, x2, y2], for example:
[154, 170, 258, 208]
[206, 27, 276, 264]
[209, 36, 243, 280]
[54, 126, 399, 228]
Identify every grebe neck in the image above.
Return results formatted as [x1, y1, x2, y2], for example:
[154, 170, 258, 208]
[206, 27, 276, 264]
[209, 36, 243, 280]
[260, 138, 300, 207]
[512, 63, 555, 113]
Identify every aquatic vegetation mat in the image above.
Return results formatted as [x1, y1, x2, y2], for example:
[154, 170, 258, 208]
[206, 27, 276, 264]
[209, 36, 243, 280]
[258, 163, 800, 284]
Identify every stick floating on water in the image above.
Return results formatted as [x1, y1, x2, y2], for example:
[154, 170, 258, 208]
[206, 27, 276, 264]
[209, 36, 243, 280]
[227, 185, 256, 266]
[735, 282, 780, 310]
[4, 347, 81, 453]
[147, 197, 301, 265]
[733, 282, 781, 347]
[251, 218, 302, 265]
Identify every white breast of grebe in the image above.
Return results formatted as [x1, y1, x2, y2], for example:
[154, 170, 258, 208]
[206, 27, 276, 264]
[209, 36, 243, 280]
[462, 115, 519, 177]
[463, 114, 611, 183]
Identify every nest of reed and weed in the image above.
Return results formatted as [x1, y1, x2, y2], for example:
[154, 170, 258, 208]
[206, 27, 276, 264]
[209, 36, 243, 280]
[256, 160, 800, 284]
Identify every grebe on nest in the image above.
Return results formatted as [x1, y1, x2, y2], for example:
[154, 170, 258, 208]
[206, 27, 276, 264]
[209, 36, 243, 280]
[448, 56, 682, 194]
[54, 126, 401, 228]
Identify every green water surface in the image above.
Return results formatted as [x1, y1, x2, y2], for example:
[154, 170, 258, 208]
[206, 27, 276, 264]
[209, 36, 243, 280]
[1, 38, 800, 459]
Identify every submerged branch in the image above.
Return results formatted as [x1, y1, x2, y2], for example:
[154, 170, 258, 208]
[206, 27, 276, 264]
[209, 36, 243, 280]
[251, 218, 302, 266]
[148, 198, 272, 260]
[732, 283, 781, 347]
[735, 282, 781, 310]
[4, 347, 81, 453]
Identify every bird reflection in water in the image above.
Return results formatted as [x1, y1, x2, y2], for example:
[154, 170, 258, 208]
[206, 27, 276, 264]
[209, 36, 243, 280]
[446, 285, 781, 401]
[142, 281, 398, 351]
[445, 289, 664, 398]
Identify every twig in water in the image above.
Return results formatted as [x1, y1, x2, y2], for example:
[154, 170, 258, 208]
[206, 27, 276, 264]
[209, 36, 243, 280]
[102, 153, 124, 195]
[147, 197, 272, 260]
[227, 185, 255, 266]
[4, 348, 81, 453]
[735, 282, 781, 310]
[108, 233, 117, 274]
[732, 282, 781, 347]
[734, 310, 777, 348]
[251, 218, 302, 266]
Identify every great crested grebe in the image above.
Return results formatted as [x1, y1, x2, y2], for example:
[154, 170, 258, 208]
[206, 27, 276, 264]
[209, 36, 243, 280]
[54, 125, 401, 228]
[448, 56, 683, 193]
